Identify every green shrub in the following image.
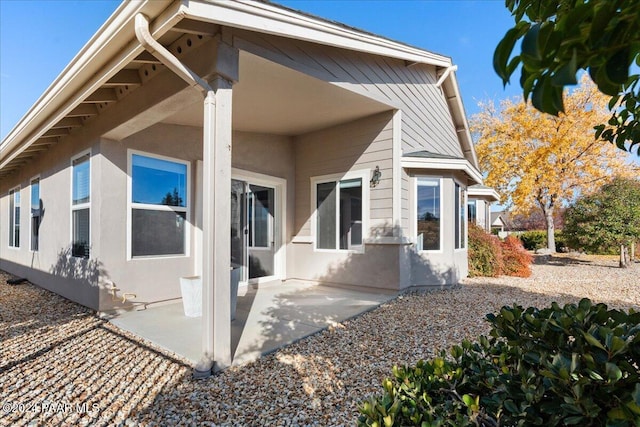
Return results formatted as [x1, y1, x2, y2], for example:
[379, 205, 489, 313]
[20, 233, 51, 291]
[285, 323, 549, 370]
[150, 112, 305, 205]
[468, 224, 503, 277]
[500, 235, 532, 277]
[519, 230, 547, 250]
[554, 230, 569, 251]
[358, 299, 640, 427]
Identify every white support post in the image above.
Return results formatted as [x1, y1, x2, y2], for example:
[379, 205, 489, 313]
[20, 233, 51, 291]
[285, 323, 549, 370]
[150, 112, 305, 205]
[194, 77, 233, 377]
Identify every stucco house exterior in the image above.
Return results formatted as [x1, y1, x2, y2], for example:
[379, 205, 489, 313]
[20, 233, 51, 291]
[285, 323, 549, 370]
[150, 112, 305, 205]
[0, 0, 483, 374]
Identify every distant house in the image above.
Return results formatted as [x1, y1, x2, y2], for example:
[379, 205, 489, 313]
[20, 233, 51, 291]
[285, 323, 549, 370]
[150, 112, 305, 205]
[490, 211, 507, 234]
[1, 0, 484, 372]
[467, 184, 500, 233]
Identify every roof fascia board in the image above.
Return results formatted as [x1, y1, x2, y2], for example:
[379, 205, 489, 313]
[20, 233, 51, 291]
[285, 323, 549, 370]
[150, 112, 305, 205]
[183, 0, 452, 68]
[401, 157, 483, 185]
[442, 71, 479, 169]
[1, 0, 179, 166]
[468, 187, 500, 201]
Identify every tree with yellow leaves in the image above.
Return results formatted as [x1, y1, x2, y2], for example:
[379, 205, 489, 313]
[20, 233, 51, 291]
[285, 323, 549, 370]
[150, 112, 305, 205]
[472, 76, 639, 252]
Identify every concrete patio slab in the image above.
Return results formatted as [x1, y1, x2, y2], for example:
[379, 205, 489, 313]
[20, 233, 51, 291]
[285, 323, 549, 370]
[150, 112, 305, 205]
[106, 281, 396, 366]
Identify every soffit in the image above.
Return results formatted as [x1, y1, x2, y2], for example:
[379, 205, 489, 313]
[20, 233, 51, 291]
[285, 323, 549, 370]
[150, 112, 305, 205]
[162, 50, 391, 135]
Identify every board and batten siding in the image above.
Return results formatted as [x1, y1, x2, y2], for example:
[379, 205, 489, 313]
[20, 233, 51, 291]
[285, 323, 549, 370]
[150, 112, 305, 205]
[294, 111, 394, 238]
[233, 29, 463, 158]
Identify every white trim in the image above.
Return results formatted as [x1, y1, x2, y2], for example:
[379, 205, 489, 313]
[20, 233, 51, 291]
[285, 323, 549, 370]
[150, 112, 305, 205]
[126, 149, 191, 260]
[232, 168, 287, 285]
[291, 235, 313, 244]
[184, 0, 452, 68]
[413, 176, 444, 253]
[468, 186, 500, 202]
[391, 110, 402, 232]
[8, 185, 21, 249]
[401, 157, 483, 185]
[29, 175, 41, 253]
[70, 149, 91, 258]
[453, 180, 467, 252]
[310, 169, 370, 253]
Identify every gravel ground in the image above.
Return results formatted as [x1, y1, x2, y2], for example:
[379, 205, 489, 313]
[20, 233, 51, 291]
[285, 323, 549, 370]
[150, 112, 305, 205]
[1, 254, 638, 426]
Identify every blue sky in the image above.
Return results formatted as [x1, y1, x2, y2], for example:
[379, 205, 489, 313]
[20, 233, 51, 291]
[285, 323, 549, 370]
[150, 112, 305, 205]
[0, 0, 521, 140]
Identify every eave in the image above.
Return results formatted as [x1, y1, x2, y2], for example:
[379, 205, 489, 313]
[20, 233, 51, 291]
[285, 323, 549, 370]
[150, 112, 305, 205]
[401, 156, 483, 185]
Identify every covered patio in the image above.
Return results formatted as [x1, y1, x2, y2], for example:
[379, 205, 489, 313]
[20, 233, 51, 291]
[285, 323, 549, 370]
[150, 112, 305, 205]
[105, 281, 396, 367]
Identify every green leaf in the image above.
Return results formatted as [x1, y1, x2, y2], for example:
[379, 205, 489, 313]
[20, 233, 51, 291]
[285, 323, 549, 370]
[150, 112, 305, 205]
[462, 394, 474, 407]
[606, 47, 631, 85]
[551, 48, 578, 87]
[605, 362, 623, 382]
[494, 22, 529, 84]
[564, 415, 585, 425]
[522, 23, 541, 61]
[581, 331, 607, 351]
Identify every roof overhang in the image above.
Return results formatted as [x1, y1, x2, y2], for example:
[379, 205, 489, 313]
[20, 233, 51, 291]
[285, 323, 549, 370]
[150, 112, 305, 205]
[401, 156, 483, 185]
[438, 68, 478, 169]
[468, 185, 500, 202]
[1, 0, 472, 178]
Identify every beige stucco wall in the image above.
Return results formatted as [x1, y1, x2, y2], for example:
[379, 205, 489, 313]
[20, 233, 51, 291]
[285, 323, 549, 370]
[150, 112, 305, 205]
[96, 123, 295, 311]
[0, 122, 296, 311]
[0, 134, 102, 309]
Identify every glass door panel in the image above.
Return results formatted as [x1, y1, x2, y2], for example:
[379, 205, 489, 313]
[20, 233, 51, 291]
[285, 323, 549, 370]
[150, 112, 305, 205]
[248, 184, 275, 279]
[231, 179, 247, 283]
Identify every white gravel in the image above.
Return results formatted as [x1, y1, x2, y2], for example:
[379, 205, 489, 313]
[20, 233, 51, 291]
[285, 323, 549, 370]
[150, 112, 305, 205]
[1, 254, 638, 426]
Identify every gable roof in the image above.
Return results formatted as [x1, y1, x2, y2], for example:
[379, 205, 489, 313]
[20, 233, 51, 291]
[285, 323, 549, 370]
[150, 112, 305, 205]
[0, 0, 477, 178]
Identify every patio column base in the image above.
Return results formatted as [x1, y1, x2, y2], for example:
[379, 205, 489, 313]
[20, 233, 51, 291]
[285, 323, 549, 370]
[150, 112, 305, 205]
[192, 366, 213, 380]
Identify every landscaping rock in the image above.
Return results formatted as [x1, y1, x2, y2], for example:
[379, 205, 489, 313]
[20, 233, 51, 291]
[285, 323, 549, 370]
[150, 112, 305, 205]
[1, 255, 637, 426]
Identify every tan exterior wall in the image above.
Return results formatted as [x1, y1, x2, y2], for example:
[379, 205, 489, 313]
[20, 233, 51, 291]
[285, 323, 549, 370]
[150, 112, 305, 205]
[97, 123, 295, 311]
[1, 122, 296, 311]
[233, 30, 462, 158]
[289, 111, 404, 289]
[0, 134, 101, 309]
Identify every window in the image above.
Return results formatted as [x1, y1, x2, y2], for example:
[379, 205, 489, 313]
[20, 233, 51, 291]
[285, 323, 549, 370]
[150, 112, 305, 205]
[416, 178, 441, 251]
[130, 153, 188, 257]
[455, 183, 466, 249]
[467, 200, 477, 224]
[72, 153, 90, 258]
[8, 187, 20, 248]
[314, 175, 364, 251]
[31, 178, 41, 251]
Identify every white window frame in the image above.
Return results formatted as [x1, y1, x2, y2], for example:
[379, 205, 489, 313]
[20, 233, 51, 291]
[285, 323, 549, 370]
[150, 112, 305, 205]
[310, 169, 369, 253]
[30, 176, 41, 252]
[247, 187, 273, 251]
[127, 149, 191, 260]
[454, 180, 467, 251]
[413, 176, 443, 253]
[8, 186, 20, 249]
[71, 150, 91, 258]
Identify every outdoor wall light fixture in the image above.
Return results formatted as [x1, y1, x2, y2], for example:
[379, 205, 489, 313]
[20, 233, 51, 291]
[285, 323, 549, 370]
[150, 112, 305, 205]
[370, 165, 382, 187]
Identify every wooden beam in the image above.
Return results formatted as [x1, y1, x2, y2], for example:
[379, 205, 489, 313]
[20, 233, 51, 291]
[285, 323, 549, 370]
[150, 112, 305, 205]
[132, 51, 161, 64]
[85, 88, 118, 103]
[31, 137, 58, 147]
[104, 69, 141, 86]
[68, 104, 98, 117]
[51, 117, 84, 128]
[42, 128, 70, 138]
[22, 147, 50, 154]
[172, 19, 218, 36]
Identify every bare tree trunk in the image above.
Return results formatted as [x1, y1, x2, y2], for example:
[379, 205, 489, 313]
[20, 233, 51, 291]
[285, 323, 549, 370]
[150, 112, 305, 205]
[620, 244, 630, 268]
[632, 242, 636, 263]
[545, 208, 556, 253]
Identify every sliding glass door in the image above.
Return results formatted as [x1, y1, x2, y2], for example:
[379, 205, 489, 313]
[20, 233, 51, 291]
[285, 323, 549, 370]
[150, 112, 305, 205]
[231, 179, 276, 283]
